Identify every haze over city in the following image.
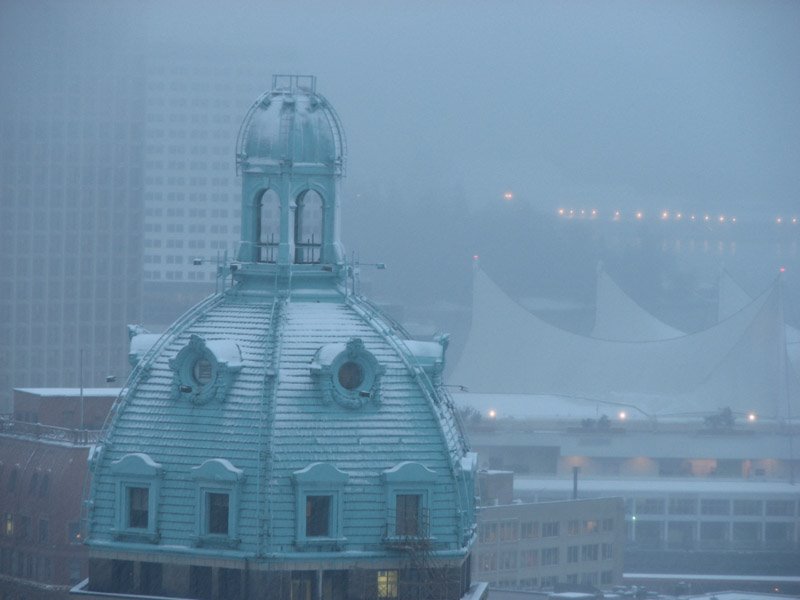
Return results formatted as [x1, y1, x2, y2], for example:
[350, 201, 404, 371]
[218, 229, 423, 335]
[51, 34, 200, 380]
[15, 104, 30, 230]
[2, 2, 800, 599]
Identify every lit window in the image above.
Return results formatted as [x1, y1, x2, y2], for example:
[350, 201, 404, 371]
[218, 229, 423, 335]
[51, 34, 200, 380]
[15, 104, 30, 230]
[3, 513, 13, 536]
[396, 494, 421, 536]
[68, 521, 81, 544]
[306, 495, 331, 537]
[208, 493, 229, 535]
[377, 570, 398, 599]
[128, 487, 149, 529]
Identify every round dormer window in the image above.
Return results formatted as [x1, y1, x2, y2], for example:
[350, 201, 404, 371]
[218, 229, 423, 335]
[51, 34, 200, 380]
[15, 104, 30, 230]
[337, 361, 364, 390]
[311, 338, 385, 410]
[193, 358, 214, 385]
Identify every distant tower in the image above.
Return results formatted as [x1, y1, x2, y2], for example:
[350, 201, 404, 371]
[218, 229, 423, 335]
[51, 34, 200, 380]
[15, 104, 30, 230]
[81, 76, 479, 600]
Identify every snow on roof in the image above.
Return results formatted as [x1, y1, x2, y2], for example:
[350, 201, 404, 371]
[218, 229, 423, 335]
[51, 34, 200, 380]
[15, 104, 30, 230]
[514, 476, 800, 496]
[591, 267, 684, 341]
[14, 388, 122, 398]
[451, 268, 798, 419]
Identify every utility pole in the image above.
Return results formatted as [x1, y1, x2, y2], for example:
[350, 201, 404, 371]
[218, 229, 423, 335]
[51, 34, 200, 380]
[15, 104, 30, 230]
[79, 348, 85, 431]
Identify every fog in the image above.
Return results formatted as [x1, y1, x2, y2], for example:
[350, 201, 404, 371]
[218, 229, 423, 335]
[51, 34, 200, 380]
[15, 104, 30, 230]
[1, 0, 799, 377]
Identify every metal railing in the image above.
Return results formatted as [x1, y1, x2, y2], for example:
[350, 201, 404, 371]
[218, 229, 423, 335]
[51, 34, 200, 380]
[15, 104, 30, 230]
[0, 417, 102, 444]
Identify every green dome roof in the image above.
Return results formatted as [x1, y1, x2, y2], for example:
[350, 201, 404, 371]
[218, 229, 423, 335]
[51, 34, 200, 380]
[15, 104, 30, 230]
[236, 75, 345, 174]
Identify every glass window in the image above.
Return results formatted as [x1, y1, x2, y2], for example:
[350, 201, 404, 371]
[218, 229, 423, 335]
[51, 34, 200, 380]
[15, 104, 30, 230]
[193, 358, 213, 385]
[68, 521, 81, 544]
[668, 497, 697, 515]
[542, 521, 560, 537]
[520, 549, 538, 568]
[18, 515, 30, 540]
[38, 519, 48, 543]
[478, 552, 497, 572]
[636, 498, 664, 514]
[581, 544, 599, 561]
[480, 522, 498, 543]
[306, 495, 331, 537]
[208, 493, 229, 535]
[498, 550, 517, 571]
[128, 487, 149, 529]
[520, 521, 539, 539]
[338, 361, 364, 391]
[601, 542, 613, 559]
[567, 519, 580, 535]
[566, 545, 579, 563]
[541, 548, 559, 566]
[701, 499, 729, 515]
[377, 570, 398, 598]
[499, 519, 518, 541]
[733, 499, 762, 516]
[396, 494, 421, 536]
[766, 500, 795, 516]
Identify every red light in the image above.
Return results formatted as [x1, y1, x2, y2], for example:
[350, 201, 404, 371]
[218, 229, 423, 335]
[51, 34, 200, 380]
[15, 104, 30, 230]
[780, 266, 786, 273]
[472, 255, 480, 261]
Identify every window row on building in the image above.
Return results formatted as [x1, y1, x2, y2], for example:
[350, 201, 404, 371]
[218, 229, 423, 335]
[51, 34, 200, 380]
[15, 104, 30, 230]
[480, 516, 614, 543]
[2, 513, 79, 545]
[485, 569, 615, 591]
[109, 455, 439, 547]
[632, 496, 798, 517]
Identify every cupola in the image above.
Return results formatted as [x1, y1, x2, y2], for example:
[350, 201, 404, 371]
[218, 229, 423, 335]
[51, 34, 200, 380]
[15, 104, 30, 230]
[235, 75, 346, 280]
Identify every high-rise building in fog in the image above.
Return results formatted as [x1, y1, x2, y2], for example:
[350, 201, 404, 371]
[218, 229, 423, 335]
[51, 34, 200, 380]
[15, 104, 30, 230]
[0, 5, 146, 411]
[140, 48, 274, 327]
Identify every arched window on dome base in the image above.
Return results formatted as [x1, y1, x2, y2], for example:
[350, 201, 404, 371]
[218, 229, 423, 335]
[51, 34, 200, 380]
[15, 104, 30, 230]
[256, 189, 280, 263]
[295, 190, 323, 264]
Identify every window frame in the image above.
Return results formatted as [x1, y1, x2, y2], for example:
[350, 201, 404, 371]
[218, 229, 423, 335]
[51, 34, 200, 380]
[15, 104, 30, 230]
[110, 453, 162, 543]
[292, 463, 349, 548]
[382, 461, 437, 542]
[377, 569, 399, 599]
[190, 459, 244, 548]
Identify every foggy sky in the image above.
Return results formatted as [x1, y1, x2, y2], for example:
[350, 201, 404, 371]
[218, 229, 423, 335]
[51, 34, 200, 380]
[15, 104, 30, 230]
[3, 0, 799, 216]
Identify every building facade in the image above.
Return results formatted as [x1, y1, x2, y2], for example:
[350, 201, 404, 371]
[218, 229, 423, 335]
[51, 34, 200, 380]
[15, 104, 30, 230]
[0, 388, 118, 600]
[77, 76, 480, 600]
[466, 418, 800, 576]
[0, 5, 146, 412]
[471, 472, 625, 592]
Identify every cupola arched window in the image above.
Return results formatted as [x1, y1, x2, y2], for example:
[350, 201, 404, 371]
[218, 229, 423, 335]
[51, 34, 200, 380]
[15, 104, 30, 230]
[257, 189, 280, 263]
[294, 190, 323, 264]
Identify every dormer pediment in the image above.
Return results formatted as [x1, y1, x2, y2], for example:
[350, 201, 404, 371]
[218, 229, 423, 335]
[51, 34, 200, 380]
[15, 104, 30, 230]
[110, 453, 162, 477]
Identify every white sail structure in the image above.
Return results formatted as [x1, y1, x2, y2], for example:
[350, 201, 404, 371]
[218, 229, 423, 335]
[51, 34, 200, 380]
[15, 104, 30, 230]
[717, 269, 800, 375]
[591, 267, 684, 341]
[452, 268, 798, 419]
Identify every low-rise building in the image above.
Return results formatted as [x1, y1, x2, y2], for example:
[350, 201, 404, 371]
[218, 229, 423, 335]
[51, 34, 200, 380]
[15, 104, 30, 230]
[473, 473, 625, 591]
[0, 388, 118, 599]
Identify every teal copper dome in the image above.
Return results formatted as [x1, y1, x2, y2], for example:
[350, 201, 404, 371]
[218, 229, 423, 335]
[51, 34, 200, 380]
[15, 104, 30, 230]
[83, 76, 477, 600]
[236, 74, 345, 175]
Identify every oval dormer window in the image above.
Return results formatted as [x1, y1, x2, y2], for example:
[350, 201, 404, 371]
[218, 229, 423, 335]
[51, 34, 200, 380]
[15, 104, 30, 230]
[169, 335, 243, 405]
[337, 361, 364, 391]
[310, 338, 385, 409]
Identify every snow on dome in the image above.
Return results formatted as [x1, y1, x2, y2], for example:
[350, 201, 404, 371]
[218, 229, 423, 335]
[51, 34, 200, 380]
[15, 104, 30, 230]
[236, 74, 345, 174]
